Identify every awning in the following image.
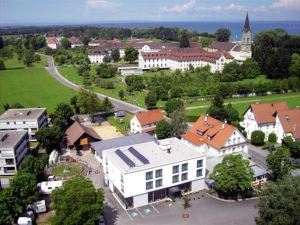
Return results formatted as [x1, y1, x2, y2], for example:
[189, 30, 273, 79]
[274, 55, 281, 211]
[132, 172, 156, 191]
[169, 186, 181, 194]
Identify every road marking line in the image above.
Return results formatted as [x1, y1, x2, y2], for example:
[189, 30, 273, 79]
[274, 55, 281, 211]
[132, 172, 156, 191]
[136, 207, 144, 218]
[150, 203, 160, 214]
[125, 210, 134, 221]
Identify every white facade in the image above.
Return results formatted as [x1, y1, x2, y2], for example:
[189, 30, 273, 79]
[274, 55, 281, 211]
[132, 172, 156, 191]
[0, 108, 48, 141]
[71, 43, 84, 48]
[275, 115, 286, 143]
[0, 131, 29, 177]
[100, 137, 206, 208]
[88, 54, 106, 64]
[130, 115, 142, 134]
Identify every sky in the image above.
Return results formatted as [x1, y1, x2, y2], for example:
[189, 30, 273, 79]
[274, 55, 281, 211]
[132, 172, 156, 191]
[0, 0, 300, 25]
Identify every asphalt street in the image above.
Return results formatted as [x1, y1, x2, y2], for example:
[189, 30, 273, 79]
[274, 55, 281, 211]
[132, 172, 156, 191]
[46, 55, 145, 113]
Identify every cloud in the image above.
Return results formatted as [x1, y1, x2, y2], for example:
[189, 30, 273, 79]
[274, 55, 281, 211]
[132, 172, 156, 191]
[271, 0, 300, 9]
[85, 0, 121, 9]
[160, 0, 196, 13]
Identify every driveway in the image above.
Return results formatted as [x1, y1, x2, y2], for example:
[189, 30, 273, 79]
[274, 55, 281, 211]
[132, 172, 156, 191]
[46, 55, 145, 113]
[248, 144, 269, 169]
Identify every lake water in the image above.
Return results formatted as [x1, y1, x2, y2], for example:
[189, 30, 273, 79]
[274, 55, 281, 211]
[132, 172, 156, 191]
[98, 21, 300, 40]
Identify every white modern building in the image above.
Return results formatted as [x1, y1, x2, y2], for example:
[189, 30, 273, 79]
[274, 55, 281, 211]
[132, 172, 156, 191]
[92, 134, 206, 208]
[182, 115, 248, 157]
[0, 108, 48, 141]
[130, 110, 165, 134]
[241, 102, 288, 141]
[0, 130, 29, 187]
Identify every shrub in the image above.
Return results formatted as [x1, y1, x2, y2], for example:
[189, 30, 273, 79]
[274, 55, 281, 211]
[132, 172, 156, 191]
[251, 130, 265, 146]
[268, 133, 277, 143]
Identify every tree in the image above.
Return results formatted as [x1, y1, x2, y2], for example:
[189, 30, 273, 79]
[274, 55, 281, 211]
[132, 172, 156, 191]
[96, 63, 117, 78]
[207, 93, 227, 121]
[289, 53, 300, 78]
[125, 75, 144, 92]
[124, 45, 138, 63]
[77, 89, 102, 114]
[51, 176, 105, 225]
[210, 154, 254, 198]
[145, 91, 158, 109]
[282, 136, 300, 158]
[36, 126, 64, 154]
[100, 97, 114, 112]
[103, 55, 112, 63]
[215, 28, 231, 42]
[179, 31, 190, 48]
[169, 86, 184, 98]
[251, 130, 265, 146]
[155, 120, 172, 139]
[80, 35, 90, 46]
[23, 50, 34, 67]
[0, 36, 4, 49]
[77, 64, 90, 76]
[268, 133, 277, 143]
[267, 147, 291, 181]
[111, 48, 120, 62]
[61, 38, 71, 49]
[183, 195, 191, 211]
[50, 102, 74, 131]
[225, 103, 239, 123]
[170, 109, 188, 137]
[70, 96, 80, 113]
[0, 189, 15, 225]
[256, 176, 300, 225]
[240, 58, 261, 79]
[0, 59, 5, 70]
[10, 172, 39, 208]
[118, 90, 125, 100]
[20, 155, 47, 181]
[165, 98, 184, 116]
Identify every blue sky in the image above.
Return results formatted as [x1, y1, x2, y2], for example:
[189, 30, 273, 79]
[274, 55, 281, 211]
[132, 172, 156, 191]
[0, 0, 300, 25]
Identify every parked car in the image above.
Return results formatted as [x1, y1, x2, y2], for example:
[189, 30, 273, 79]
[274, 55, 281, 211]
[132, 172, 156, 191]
[267, 146, 276, 153]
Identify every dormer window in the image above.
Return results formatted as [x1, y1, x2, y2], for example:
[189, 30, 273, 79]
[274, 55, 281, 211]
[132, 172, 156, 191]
[197, 130, 203, 136]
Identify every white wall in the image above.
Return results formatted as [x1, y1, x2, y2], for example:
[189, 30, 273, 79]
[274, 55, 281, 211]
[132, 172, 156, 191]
[130, 116, 142, 134]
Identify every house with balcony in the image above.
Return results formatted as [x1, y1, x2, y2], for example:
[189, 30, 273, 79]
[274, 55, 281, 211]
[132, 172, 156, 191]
[92, 133, 206, 208]
[130, 110, 165, 134]
[0, 108, 48, 141]
[0, 130, 29, 187]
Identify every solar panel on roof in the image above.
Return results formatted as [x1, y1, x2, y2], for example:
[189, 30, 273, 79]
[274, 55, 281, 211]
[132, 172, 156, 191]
[115, 149, 135, 167]
[128, 146, 149, 164]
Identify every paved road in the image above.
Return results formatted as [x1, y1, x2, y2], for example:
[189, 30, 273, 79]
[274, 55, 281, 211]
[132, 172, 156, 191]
[248, 144, 269, 169]
[46, 56, 145, 113]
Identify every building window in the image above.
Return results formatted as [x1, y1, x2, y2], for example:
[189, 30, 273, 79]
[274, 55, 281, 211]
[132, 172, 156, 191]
[172, 175, 179, 183]
[182, 163, 188, 172]
[181, 173, 188, 181]
[121, 175, 124, 183]
[155, 169, 162, 178]
[23, 121, 26, 124]
[121, 184, 124, 193]
[196, 169, 203, 177]
[6, 122, 9, 125]
[173, 165, 179, 174]
[155, 179, 163, 187]
[146, 171, 153, 180]
[228, 139, 231, 144]
[146, 181, 153, 190]
[197, 160, 203, 168]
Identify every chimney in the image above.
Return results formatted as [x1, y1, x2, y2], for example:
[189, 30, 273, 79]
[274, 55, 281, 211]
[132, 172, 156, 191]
[205, 114, 208, 122]
[285, 115, 290, 122]
[222, 119, 227, 128]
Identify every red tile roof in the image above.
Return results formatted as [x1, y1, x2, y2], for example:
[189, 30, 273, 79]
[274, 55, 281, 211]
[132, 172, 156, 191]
[248, 102, 288, 125]
[135, 110, 165, 126]
[208, 41, 238, 52]
[182, 115, 236, 150]
[47, 37, 59, 45]
[65, 121, 101, 146]
[70, 37, 82, 45]
[278, 109, 300, 140]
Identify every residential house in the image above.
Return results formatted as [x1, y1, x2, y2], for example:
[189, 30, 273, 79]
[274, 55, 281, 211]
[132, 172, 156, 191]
[65, 121, 101, 150]
[182, 115, 248, 157]
[92, 133, 206, 208]
[46, 37, 60, 49]
[130, 110, 165, 134]
[241, 102, 288, 141]
[0, 131, 29, 187]
[0, 108, 48, 141]
[70, 37, 84, 48]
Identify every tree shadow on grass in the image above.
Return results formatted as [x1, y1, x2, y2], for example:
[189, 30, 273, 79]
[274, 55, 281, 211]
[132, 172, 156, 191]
[5, 67, 25, 70]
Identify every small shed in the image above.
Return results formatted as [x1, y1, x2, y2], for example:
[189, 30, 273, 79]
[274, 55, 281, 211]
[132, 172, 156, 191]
[65, 121, 102, 150]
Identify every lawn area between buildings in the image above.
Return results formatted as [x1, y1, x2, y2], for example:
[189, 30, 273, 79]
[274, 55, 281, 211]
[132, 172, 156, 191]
[107, 113, 133, 135]
[0, 56, 76, 113]
[52, 164, 82, 177]
[186, 91, 300, 121]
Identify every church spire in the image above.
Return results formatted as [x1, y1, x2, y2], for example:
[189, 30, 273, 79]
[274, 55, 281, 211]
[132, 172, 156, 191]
[243, 12, 251, 33]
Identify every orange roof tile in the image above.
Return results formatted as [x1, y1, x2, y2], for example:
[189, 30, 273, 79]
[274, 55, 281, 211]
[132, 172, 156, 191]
[135, 110, 165, 126]
[182, 115, 236, 150]
[248, 102, 288, 125]
[278, 109, 300, 140]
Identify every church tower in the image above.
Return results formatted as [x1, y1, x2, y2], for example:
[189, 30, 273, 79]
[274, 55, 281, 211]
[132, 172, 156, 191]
[240, 12, 252, 58]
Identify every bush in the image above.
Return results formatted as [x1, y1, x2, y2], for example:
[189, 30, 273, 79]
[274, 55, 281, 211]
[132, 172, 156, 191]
[268, 133, 277, 143]
[96, 63, 117, 78]
[251, 130, 265, 146]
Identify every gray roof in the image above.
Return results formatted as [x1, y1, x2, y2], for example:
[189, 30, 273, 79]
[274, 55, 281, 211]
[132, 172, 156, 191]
[91, 133, 155, 155]
[0, 130, 27, 149]
[250, 164, 267, 177]
[0, 108, 47, 121]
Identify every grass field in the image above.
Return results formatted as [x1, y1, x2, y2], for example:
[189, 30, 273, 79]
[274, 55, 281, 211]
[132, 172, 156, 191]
[186, 91, 300, 121]
[52, 164, 82, 177]
[107, 113, 133, 135]
[0, 56, 76, 113]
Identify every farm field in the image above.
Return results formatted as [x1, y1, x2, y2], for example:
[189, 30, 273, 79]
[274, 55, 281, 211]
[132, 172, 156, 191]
[0, 56, 76, 113]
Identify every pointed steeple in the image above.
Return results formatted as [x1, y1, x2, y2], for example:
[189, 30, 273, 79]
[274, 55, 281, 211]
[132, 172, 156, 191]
[243, 12, 251, 33]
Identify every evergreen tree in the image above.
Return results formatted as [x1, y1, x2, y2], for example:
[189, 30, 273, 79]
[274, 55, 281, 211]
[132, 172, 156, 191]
[179, 31, 190, 48]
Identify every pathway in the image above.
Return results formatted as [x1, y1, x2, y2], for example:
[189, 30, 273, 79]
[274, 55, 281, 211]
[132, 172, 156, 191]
[45, 55, 145, 113]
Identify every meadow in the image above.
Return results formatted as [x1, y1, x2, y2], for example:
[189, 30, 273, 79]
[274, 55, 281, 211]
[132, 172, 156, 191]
[0, 56, 76, 113]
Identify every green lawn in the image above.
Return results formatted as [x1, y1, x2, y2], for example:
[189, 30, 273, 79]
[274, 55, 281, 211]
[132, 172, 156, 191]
[107, 113, 133, 135]
[52, 164, 82, 177]
[0, 56, 76, 113]
[186, 92, 300, 121]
